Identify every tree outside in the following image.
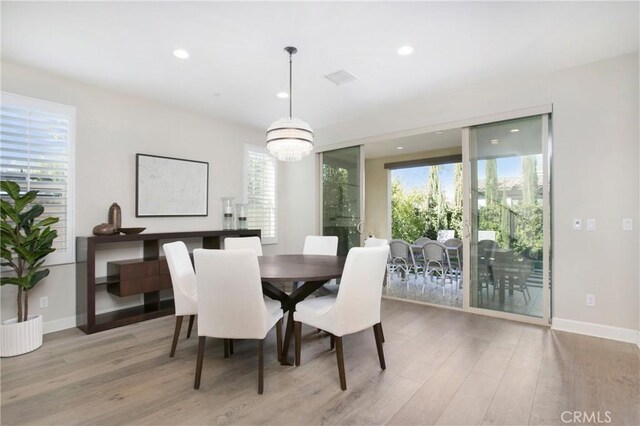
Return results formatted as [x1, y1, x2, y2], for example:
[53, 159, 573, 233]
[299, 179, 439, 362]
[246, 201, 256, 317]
[391, 156, 543, 263]
[391, 163, 462, 241]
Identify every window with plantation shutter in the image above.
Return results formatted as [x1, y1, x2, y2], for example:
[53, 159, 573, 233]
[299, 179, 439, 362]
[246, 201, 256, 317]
[0, 92, 75, 265]
[244, 144, 277, 244]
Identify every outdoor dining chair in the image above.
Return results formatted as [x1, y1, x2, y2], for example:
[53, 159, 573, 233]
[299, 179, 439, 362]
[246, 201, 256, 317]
[421, 241, 452, 295]
[389, 239, 420, 286]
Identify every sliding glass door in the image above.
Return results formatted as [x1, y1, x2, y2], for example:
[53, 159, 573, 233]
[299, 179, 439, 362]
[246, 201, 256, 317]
[320, 146, 364, 256]
[463, 114, 551, 323]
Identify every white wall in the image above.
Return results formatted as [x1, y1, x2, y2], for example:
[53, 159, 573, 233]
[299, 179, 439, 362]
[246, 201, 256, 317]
[0, 61, 285, 332]
[285, 53, 639, 335]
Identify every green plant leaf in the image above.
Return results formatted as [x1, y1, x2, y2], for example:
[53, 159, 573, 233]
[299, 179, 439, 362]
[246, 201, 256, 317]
[15, 190, 37, 213]
[32, 216, 59, 229]
[0, 180, 21, 199]
[25, 268, 50, 290]
[1, 199, 20, 224]
[20, 204, 45, 229]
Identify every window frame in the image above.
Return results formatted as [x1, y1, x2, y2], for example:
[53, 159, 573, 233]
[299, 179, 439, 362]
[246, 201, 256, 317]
[243, 143, 278, 245]
[1, 92, 76, 265]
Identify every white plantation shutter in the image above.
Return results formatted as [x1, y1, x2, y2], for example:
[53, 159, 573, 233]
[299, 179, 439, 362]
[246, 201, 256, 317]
[244, 144, 277, 244]
[0, 92, 75, 264]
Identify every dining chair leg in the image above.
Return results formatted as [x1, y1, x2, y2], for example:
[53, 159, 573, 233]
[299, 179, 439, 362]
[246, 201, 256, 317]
[330, 334, 335, 350]
[276, 319, 283, 362]
[224, 339, 230, 359]
[186, 315, 195, 339]
[194, 336, 206, 389]
[294, 321, 302, 366]
[335, 336, 347, 390]
[257, 339, 264, 394]
[379, 322, 385, 343]
[373, 323, 386, 370]
[170, 316, 183, 357]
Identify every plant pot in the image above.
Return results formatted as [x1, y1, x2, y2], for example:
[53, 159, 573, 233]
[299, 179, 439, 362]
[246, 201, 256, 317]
[1, 315, 43, 357]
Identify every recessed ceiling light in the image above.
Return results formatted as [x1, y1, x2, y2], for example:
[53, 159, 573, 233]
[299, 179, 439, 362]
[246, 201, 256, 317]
[396, 146, 404, 150]
[436, 131, 444, 134]
[490, 139, 499, 144]
[173, 49, 190, 59]
[397, 46, 414, 56]
[510, 128, 520, 133]
[276, 92, 289, 99]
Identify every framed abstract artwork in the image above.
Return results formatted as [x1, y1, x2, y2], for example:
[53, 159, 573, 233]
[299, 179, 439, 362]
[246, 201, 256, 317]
[136, 154, 209, 217]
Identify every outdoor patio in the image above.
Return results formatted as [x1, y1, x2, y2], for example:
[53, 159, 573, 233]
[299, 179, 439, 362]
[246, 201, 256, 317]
[382, 268, 544, 318]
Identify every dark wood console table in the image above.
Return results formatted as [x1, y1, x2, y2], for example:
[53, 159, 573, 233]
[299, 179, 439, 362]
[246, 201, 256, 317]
[76, 229, 261, 334]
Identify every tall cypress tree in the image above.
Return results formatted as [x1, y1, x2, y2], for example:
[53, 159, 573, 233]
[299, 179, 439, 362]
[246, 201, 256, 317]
[454, 163, 463, 209]
[427, 165, 447, 231]
[485, 159, 498, 205]
[521, 156, 538, 205]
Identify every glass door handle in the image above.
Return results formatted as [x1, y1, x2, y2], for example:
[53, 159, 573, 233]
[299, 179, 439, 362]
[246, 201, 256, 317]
[356, 221, 364, 234]
[464, 220, 471, 239]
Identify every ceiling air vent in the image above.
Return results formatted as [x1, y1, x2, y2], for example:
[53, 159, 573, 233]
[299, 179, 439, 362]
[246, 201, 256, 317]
[324, 70, 358, 86]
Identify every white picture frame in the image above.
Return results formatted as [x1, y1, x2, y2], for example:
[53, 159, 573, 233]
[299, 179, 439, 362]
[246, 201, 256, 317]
[136, 153, 209, 217]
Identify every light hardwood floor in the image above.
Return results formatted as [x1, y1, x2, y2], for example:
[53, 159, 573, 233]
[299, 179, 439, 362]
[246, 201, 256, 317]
[1, 299, 638, 425]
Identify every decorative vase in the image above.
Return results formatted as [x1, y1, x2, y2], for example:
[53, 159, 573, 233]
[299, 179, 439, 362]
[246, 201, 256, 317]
[221, 197, 235, 230]
[92, 223, 117, 235]
[0, 315, 43, 357]
[236, 203, 248, 230]
[108, 202, 121, 231]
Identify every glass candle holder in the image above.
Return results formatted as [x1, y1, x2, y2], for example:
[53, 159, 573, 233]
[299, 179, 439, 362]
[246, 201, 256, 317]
[235, 203, 248, 230]
[221, 197, 235, 230]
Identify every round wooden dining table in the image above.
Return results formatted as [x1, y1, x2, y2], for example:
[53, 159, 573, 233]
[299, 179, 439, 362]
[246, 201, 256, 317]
[258, 254, 346, 365]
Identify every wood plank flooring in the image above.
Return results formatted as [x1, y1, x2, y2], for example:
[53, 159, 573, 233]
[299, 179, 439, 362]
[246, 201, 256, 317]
[1, 299, 638, 425]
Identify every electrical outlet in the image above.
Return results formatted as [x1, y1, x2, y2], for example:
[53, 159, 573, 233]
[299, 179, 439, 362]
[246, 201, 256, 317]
[586, 219, 596, 231]
[573, 218, 582, 231]
[40, 296, 48, 308]
[623, 218, 633, 231]
[586, 294, 595, 307]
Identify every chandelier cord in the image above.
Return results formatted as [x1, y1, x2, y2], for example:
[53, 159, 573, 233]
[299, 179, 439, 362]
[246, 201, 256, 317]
[289, 51, 293, 119]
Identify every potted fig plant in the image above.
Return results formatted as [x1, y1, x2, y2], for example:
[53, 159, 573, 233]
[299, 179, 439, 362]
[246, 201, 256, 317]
[1, 180, 58, 357]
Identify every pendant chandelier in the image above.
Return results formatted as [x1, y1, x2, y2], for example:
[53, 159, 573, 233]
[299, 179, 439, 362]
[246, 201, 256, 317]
[266, 46, 314, 162]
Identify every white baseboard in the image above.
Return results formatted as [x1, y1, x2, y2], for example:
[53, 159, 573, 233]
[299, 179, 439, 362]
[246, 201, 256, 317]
[552, 318, 640, 346]
[43, 315, 77, 334]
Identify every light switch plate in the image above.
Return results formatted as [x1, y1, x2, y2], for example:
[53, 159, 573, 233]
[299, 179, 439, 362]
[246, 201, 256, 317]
[623, 218, 633, 231]
[586, 219, 596, 231]
[573, 218, 582, 231]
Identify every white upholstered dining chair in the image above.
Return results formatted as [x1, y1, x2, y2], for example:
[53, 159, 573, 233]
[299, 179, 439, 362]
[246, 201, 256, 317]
[300, 235, 339, 293]
[193, 248, 283, 394]
[163, 241, 198, 357]
[303, 235, 339, 255]
[364, 237, 389, 247]
[224, 236, 263, 255]
[293, 245, 389, 390]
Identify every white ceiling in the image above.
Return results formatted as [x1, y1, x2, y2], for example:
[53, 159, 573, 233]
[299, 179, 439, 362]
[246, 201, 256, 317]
[2, 2, 638, 133]
[364, 128, 462, 159]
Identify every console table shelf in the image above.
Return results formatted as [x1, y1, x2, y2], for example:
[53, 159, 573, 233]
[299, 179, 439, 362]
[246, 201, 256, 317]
[76, 229, 260, 334]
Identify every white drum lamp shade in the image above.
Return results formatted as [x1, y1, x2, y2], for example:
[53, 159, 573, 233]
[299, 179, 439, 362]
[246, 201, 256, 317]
[267, 46, 313, 162]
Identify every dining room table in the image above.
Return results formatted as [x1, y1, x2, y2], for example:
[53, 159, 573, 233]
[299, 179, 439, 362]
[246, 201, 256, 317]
[258, 254, 346, 365]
